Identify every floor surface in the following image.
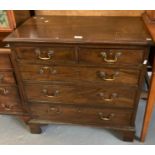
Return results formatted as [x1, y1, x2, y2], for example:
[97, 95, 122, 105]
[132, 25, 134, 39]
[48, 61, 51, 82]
[0, 100, 155, 145]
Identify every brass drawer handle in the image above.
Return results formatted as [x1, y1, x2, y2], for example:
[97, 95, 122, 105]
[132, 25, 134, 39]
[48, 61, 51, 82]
[98, 93, 118, 102]
[1, 103, 13, 111]
[4, 44, 10, 48]
[100, 52, 122, 63]
[48, 106, 61, 114]
[39, 66, 57, 74]
[0, 88, 9, 95]
[42, 88, 59, 98]
[35, 48, 54, 60]
[98, 112, 115, 121]
[97, 71, 119, 81]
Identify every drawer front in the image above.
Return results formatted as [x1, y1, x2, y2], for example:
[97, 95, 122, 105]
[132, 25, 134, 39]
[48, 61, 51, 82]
[0, 86, 22, 114]
[0, 71, 16, 85]
[79, 47, 145, 66]
[30, 103, 132, 126]
[25, 84, 137, 108]
[15, 46, 76, 65]
[0, 54, 12, 70]
[19, 64, 80, 82]
[19, 64, 140, 86]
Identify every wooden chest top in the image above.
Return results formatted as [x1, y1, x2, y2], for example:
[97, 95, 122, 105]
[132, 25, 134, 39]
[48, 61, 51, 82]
[4, 16, 153, 45]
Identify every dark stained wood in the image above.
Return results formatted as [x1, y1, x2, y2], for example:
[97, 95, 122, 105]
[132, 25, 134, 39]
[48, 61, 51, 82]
[3, 16, 152, 142]
[0, 54, 12, 70]
[19, 64, 141, 87]
[146, 11, 155, 21]
[30, 103, 133, 127]
[0, 86, 23, 114]
[0, 71, 16, 85]
[18, 115, 31, 124]
[25, 83, 137, 108]
[14, 46, 76, 65]
[79, 47, 146, 66]
[4, 16, 153, 45]
[13, 10, 33, 27]
[0, 32, 10, 47]
[0, 51, 26, 115]
[123, 130, 135, 141]
[28, 123, 42, 134]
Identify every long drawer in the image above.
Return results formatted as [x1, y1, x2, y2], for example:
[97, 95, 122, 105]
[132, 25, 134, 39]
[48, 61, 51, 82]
[30, 103, 133, 127]
[19, 64, 140, 86]
[0, 86, 23, 114]
[79, 47, 146, 66]
[25, 84, 137, 108]
[14, 46, 76, 65]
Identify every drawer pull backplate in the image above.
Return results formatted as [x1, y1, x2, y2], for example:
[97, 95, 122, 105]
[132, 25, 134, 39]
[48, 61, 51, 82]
[42, 88, 59, 98]
[100, 52, 122, 63]
[97, 71, 119, 81]
[35, 48, 54, 60]
[98, 92, 118, 102]
[98, 112, 115, 121]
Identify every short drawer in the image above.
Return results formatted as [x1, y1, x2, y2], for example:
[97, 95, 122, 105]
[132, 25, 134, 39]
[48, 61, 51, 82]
[79, 47, 146, 66]
[0, 71, 16, 85]
[0, 54, 12, 70]
[15, 46, 76, 65]
[0, 86, 23, 114]
[25, 84, 137, 108]
[30, 103, 133, 126]
[77, 67, 140, 86]
[19, 64, 140, 86]
[19, 64, 80, 83]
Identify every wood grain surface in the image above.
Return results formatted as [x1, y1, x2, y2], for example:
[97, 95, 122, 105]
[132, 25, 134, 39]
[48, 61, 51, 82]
[35, 10, 145, 16]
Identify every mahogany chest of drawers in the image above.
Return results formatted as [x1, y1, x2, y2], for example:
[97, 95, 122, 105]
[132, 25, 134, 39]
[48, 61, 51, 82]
[0, 49, 24, 115]
[3, 16, 153, 141]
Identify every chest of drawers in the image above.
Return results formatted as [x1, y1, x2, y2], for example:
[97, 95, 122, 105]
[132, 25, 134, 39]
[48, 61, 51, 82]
[3, 16, 153, 141]
[0, 50, 24, 115]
